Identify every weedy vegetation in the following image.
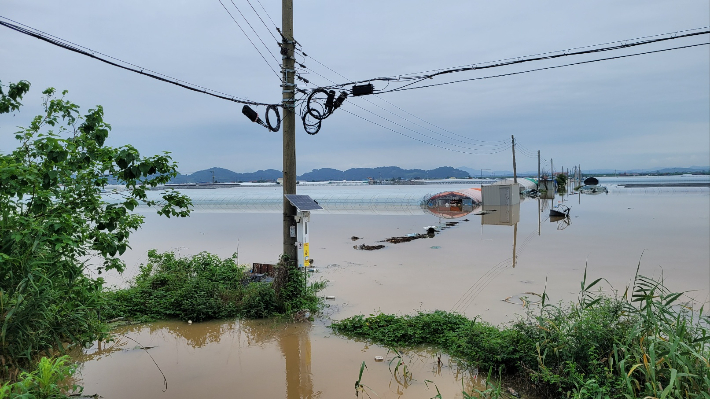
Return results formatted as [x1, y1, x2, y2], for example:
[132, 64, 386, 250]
[102, 250, 326, 322]
[0, 79, 190, 391]
[0, 356, 81, 399]
[332, 265, 710, 398]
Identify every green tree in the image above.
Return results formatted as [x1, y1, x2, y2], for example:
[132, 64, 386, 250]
[0, 80, 192, 376]
[556, 173, 568, 191]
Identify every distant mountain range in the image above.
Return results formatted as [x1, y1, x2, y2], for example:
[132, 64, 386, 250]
[169, 165, 709, 184]
[457, 166, 710, 177]
[170, 166, 471, 183]
[573, 166, 710, 175]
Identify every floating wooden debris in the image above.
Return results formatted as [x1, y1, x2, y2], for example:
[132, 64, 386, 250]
[354, 244, 385, 250]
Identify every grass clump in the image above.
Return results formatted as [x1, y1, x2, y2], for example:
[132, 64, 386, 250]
[102, 250, 324, 322]
[0, 355, 80, 399]
[333, 310, 533, 373]
[332, 266, 710, 398]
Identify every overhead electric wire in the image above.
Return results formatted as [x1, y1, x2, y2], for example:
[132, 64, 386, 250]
[320, 28, 710, 91]
[347, 100, 511, 153]
[294, 48, 510, 151]
[254, 0, 280, 33]
[299, 67, 511, 153]
[216, 0, 280, 79]
[297, 48, 508, 147]
[378, 42, 710, 94]
[394, 27, 709, 80]
[515, 143, 540, 159]
[226, 0, 281, 66]
[244, 0, 280, 44]
[340, 106, 512, 156]
[0, 16, 277, 107]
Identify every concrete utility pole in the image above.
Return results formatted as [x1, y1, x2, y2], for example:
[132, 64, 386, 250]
[537, 150, 541, 186]
[511, 135, 517, 184]
[282, 0, 297, 263]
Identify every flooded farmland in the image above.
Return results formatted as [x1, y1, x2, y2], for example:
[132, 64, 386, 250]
[76, 180, 710, 398]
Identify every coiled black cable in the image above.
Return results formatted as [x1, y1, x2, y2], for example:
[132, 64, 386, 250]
[265, 104, 281, 132]
[306, 88, 331, 121]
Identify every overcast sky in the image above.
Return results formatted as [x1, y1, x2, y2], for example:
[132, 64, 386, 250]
[2, 1, 708, 175]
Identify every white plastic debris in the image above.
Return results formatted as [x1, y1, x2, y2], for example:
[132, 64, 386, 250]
[374, 356, 384, 362]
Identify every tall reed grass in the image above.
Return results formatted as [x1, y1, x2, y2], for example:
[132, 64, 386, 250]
[332, 265, 710, 398]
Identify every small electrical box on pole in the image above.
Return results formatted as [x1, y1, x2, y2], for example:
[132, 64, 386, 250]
[285, 195, 322, 268]
[352, 83, 374, 96]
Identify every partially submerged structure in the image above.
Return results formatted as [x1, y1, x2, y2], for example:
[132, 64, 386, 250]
[481, 182, 520, 206]
[579, 176, 608, 194]
[423, 188, 482, 218]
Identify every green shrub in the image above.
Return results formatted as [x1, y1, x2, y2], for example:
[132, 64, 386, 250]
[102, 250, 325, 322]
[103, 250, 249, 321]
[0, 355, 79, 399]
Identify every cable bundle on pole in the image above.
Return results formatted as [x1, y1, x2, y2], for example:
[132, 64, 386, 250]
[298, 88, 348, 134]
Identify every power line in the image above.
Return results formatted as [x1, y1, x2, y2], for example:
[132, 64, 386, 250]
[399, 27, 708, 79]
[347, 100, 510, 153]
[216, 0, 281, 79]
[244, 0, 280, 44]
[227, 0, 281, 66]
[340, 106, 512, 156]
[320, 28, 709, 92]
[254, 0, 280, 32]
[297, 61, 510, 153]
[294, 49, 509, 150]
[379, 42, 710, 94]
[0, 16, 278, 107]
[515, 143, 539, 159]
[294, 29, 708, 152]
[298, 49, 507, 146]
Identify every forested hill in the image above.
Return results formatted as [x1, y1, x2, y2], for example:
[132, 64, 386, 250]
[170, 166, 471, 183]
[299, 166, 469, 181]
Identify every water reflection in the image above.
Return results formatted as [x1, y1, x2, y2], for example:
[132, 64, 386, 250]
[278, 323, 314, 399]
[480, 204, 520, 226]
[77, 319, 318, 399]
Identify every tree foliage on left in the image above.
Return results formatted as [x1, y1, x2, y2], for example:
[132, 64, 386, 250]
[0, 80, 192, 377]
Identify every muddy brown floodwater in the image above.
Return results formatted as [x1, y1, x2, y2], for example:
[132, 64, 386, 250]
[76, 190, 710, 398]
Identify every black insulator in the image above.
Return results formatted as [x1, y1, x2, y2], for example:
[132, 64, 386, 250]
[333, 91, 348, 109]
[352, 83, 374, 96]
[325, 90, 336, 112]
[242, 105, 261, 123]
